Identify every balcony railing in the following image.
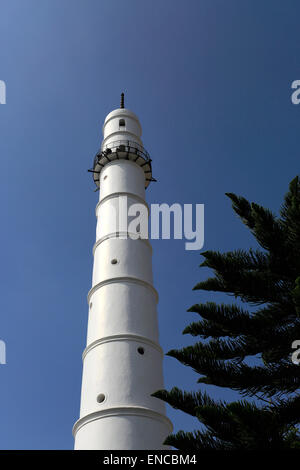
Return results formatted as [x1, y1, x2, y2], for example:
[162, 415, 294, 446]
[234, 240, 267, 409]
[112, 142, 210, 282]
[91, 139, 154, 190]
[99, 139, 150, 161]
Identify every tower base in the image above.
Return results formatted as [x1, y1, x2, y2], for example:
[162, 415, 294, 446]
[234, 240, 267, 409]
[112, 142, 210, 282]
[73, 407, 172, 450]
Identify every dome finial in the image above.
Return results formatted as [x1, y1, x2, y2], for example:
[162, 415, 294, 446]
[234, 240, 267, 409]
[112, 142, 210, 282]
[120, 92, 124, 109]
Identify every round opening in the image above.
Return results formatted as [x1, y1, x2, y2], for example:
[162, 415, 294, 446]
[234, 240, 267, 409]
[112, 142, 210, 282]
[97, 393, 106, 403]
[137, 347, 145, 355]
[103, 175, 108, 180]
[89, 302, 93, 309]
[111, 258, 118, 265]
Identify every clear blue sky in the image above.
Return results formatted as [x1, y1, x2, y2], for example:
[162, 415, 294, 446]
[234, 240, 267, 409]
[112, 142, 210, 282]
[0, 0, 299, 449]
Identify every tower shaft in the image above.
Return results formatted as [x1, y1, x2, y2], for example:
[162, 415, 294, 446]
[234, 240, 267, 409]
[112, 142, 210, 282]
[73, 105, 172, 449]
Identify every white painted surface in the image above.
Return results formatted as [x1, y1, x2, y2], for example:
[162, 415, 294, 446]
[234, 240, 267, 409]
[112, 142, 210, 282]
[74, 412, 172, 450]
[99, 160, 145, 201]
[92, 237, 153, 286]
[74, 107, 172, 449]
[95, 193, 149, 241]
[102, 108, 143, 150]
[86, 283, 159, 345]
[79, 340, 166, 417]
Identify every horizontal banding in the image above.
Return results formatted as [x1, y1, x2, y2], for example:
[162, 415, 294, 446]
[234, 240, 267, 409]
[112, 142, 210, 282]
[87, 277, 159, 304]
[82, 334, 163, 361]
[72, 406, 173, 437]
[102, 130, 142, 147]
[95, 191, 149, 217]
[93, 232, 152, 255]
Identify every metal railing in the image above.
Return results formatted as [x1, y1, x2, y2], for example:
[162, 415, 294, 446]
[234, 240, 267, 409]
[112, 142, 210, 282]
[99, 139, 151, 161]
[91, 139, 154, 189]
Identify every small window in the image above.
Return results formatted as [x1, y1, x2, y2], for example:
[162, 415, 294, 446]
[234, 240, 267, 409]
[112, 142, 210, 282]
[97, 393, 106, 403]
[137, 347, 145, 355]
[119, 119, 125, 128]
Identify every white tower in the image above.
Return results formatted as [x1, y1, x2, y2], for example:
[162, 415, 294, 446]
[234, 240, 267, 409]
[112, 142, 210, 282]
[73, 94, 173, 450]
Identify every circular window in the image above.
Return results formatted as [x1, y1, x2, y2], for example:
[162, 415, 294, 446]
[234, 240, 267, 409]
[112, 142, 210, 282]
[137, 347, 145, 355]
[97, 393, 106, 403]
[89, 302, 93, 309]
[103, 175, 108, 180]
[111, 258, 118, 265]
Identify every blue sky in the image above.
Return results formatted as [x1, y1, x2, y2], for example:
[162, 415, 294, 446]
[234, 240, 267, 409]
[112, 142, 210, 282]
[0, 0, 299, 449]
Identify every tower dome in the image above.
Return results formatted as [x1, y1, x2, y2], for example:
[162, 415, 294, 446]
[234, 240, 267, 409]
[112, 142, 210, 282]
[90, 94, 155, 191]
